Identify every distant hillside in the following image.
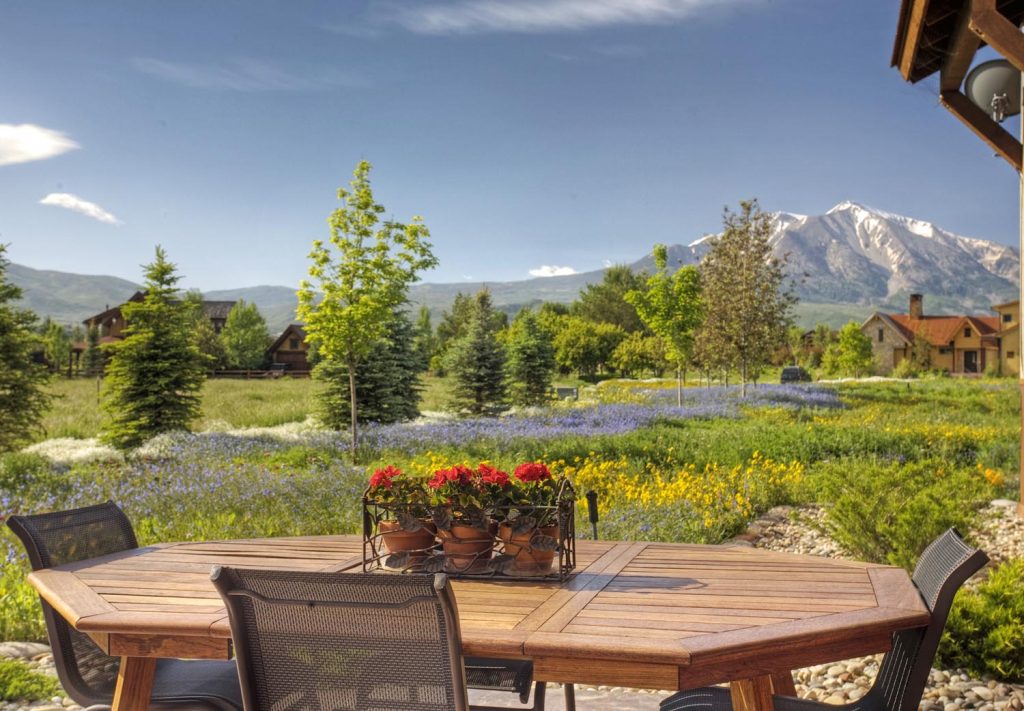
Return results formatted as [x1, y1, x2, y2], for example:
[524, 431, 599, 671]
[10, 200, 1019, 332]
[8, 263, 141, 326]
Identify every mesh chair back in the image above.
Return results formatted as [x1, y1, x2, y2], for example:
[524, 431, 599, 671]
[6, 502, 139, 705]
[212, 568, 471, 711]
[871, 528, 988, 711]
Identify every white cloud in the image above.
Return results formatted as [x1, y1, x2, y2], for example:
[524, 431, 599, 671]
[529, 265, 578, 277]
[132, 57, 366, 91]
[0, 124, 79, 166]
[39, 193, 122, 226]
[392, 0, 759, 34]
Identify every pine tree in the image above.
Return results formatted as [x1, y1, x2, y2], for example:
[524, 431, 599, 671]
[221, 300, 271, 370]
[83, 322, 103, 375]
[315, 311, 422, 428]
[505, 309, 556, 406]
[412, 305, 436, 372]
[0, 245, 51, 451]
[699, 199, 796, 395]
[100, 247, 207, 450]
[445, 290, 507, 415]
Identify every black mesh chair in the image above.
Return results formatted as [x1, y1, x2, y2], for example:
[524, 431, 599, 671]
[212, 567, 477, 711]
[7, 502, 242, 711]
[660, 528, 989, 711]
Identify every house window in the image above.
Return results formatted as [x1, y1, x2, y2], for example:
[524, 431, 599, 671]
[289, 338, 300, 350]
[939, 347, 952, 355]
[964, 327, 972, 338]
[1009, 352, 1016, 360]
[1003, 313, 1013, 323]
[877, 328, 884, 343]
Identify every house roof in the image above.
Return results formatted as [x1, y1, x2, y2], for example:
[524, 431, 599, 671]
[82, 291, 146, 326]
[202, 301, 236, 320]
[892, 0, 1024, 83]
[269, 324, 307, 352]
[83, 294, 237, 326]
[887, 314, 1000, 346]
[991, 299, 1020, 310]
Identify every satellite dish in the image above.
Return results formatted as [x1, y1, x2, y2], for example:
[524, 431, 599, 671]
[965, 59, 1021, 123]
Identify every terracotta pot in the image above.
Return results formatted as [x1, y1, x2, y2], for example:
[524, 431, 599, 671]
[379, 519, 436, 562]
[499, 523, 558, 574]
[439, 521, 496, 573]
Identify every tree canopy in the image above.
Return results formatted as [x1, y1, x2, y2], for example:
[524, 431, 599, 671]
[221, 300, 271, 370]
[297, 160, 437, 458]
[0, 245, 51, 452]
[698, 200, 796, 395]
[100, 247, 207, 450]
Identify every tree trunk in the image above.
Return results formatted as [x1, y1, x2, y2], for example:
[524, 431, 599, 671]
[348, 361, 359, 463]
[676, 367, 682, 406]
[741, 362, 748, 398]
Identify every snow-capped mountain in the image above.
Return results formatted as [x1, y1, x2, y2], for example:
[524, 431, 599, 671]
[632, 201, 1019, 308]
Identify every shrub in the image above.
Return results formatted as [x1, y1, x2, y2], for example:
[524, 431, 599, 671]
[0, 452, 58, 496]
[938, 559, 1024, 680]
[0, 561, 46, 642]
[0, 659, 61, 702]
[809, 458, 992, 570]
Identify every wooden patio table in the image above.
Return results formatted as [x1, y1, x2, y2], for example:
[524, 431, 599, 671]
[26, 536, 929, 711]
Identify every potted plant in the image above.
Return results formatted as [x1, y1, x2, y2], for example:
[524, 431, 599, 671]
[428, 464, 508, 572]
[499, 462, 561, 574]
[366, 465, 435, 563]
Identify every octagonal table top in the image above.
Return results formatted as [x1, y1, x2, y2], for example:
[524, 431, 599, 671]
[27, 535, 929, 691]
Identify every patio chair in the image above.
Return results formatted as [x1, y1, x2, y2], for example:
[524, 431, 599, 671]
[659, 527, 989, 711]
[212, 567, 555, 711]
[7, 502, 242, 711]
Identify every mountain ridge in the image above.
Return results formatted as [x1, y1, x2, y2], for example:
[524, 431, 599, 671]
[9, 201, 1019, 332]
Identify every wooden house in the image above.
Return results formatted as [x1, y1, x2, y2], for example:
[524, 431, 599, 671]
[82, 292, 237, 337]
[267, 324, 310, 373]
[862, 294, 1002, 374]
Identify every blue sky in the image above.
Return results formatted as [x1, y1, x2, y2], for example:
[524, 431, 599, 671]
[0, 0, 1019, 291]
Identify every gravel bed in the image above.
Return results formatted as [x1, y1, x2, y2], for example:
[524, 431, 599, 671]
[2, 501, 1021, 710]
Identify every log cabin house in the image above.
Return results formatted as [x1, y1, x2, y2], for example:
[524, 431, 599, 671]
[267, 324, 310, 373]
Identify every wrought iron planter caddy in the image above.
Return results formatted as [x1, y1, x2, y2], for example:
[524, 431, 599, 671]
[362, 478, 576, 581]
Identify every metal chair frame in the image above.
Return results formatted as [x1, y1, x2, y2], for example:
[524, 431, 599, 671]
[7, 502, 241, 711]
[660, 528, 989, 711]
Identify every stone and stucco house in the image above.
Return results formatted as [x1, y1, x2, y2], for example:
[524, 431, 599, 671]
[862, 294, 1017, 375]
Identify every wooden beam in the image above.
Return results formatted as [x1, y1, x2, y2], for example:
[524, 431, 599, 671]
[940, 89, 1024, 171]
[899, 0, 934, 81]
[970, 0, 1024, 73]
[941, 1, 982, 91]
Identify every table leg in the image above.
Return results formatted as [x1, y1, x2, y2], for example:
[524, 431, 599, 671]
[730, 676, 776, 711]
[770, 672, 798, 697]
[112, 656, 156, 711]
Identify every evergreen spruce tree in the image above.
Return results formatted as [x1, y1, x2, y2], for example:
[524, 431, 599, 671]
[100, 247, 207, 450]
[0, 245, 51, 451]
[83, 322, 103, 375]
[315, 310, 422, 428]
[412, 305, 436, 372]
[220, 300, 271, 370]
[505, 310, 555, 407]
[445, 290, 507, 415]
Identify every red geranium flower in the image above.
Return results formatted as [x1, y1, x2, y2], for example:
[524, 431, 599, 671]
[513, 462, 552, 483]
[428, 464, 475, 489]
[477, 463, 510, 488]
[369, 465, 400, 489]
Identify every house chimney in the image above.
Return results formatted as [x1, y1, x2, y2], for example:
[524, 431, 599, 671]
[909, 293, 923, 319]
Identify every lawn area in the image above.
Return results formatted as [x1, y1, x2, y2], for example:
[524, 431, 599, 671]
[5, 377, 1020, 655]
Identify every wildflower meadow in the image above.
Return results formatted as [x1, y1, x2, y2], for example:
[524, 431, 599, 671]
[0, 377, 1017, 642]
